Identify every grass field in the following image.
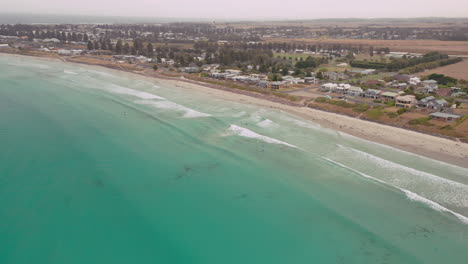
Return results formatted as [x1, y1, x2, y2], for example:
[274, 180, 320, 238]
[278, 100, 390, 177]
[266, 38, 468, 55]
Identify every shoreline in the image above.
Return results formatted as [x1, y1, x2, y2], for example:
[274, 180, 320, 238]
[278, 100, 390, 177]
[2, 52, 468, 168]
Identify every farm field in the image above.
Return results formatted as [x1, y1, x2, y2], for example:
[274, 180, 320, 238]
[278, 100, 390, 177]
[415, 58, 468, 80]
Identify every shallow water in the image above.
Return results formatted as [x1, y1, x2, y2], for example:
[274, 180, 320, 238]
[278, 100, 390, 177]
[1, 55, 468, 264]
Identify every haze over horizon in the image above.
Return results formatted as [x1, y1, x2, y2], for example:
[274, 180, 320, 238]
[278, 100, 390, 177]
[3, 0, 468, 20]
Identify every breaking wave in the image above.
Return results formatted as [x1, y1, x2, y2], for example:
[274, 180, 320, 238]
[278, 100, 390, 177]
[135, 100, 211, 118]
[257, 119, 277, 128]
[226, 125, 297, 148]
[107, 85, 165, 100]
[322, 156, 468, 225]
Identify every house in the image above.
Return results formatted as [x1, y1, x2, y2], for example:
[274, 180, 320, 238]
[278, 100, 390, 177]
[361, 69, 376, 75]
[336, 62, 349, 67]
[268, 81, 290, 90]
[183, 67, 200, 73]
[381, 92, 398, 102]
[324, 72, 349, 81]
[423, 80, 438, 93]
[257, 80, 269, 88]
[225, 69, 241, 75]
[418, 96, 448, 111]
[395, 95, 417, 108]
[364, 89, 381, 99]
[304, 77, 319, 84]
[392, 82, 408, 89]
[436, 88, 452, 97]
[331, 83, 351, 94]
[320, 83, 337, 92]
[0, 44, 8, 48]
[347, 86, 363, 97]
[409, 77, 421, 86]
[429, 112, 461, 122]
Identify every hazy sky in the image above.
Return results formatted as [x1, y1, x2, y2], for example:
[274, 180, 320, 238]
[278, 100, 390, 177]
[3, 0, 468, 19]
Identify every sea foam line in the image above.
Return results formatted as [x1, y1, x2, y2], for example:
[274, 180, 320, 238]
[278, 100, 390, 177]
[321, 157, 468, 225]
[135, 100, 211, 118]
[337, 131, 468, 170]
[336, 144, 468, 189]
[107, 85, 165, 100]
[226, 125, 298, 148]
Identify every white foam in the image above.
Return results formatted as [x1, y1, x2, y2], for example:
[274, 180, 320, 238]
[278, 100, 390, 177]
[257, 119, 277, 128]
[322, 156, 468, 225]
[136, 100, 211, 118]
[64, 70, 79, 75]
[108, 85, 165, 100]
[232, 111, 247, 118]
[227, 125, 297, 148]
[337, 131, 468, 170]
[338, 145, 467, 190]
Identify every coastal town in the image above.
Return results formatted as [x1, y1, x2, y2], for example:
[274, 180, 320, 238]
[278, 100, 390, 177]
[1, 20, 468, 141]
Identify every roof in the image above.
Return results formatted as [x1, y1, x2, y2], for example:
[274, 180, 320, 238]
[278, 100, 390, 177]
[381, 92, 398, 97]
[423, 79, 437, 84]
[396, 95, 416, 100]
[420, 96, 435, 103]
[366, 89, 381, 94]
[430, 112, 461, 118]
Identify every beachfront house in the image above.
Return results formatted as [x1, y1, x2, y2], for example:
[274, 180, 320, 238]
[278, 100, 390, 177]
[429, 112, 461, 122]
[395, 95, 417, 108]
[268, 81, 290, 90]
[363, 89, 381, 99]
[304, 77, 319, 84]
[381, 92, 398, 102]
[418, 96, 448, 111]
[183, 67, 201, 73]
[331, 83, 351, 94]
[320, 83, 337, 92]
[347, 86, 363, 97]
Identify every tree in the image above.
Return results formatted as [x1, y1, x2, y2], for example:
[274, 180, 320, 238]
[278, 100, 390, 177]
[281, 68, 289, 76]
[316, 71, 324, 80]
[87, 40, 94, 50]
[153, 64, 158, 70]
[147, 43, 154, 57]
[115, 39, 123, 54]
[123, 43, 130, 54]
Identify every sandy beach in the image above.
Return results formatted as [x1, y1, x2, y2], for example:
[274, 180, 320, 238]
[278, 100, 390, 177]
[2, 52, 467, 167]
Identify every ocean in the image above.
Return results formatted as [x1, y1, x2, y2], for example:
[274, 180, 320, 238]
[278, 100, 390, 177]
[0, 55, 467, 263]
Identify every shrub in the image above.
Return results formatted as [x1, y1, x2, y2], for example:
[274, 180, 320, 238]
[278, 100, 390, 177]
[387, 112, 398, 118]
[353, 103, 371, 113]
[315, 97, 329, 103]
[397, 108, 407, 115]
[409, 117, 433, 126]
[366, 109, 384, 119]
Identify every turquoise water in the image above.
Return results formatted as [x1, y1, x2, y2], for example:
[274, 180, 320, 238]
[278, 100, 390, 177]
[1, 55, 468, 264]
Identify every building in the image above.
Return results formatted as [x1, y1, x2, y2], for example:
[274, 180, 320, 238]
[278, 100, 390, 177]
[347, 86, 363, 97]
[429, 112, 461, 122]
[0, 44, 8, 48]
[395, 95, 417, 108]
[423, 80, 438, 93]
[363, 89, 381, 99]
[320, 83, 337, 92]
[381, 92, 399, 102]
[304, 77, 319, 84]
[418, 96, 448, 111]
[268, 81, 290, 90]
[183, 67, 200, 73]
